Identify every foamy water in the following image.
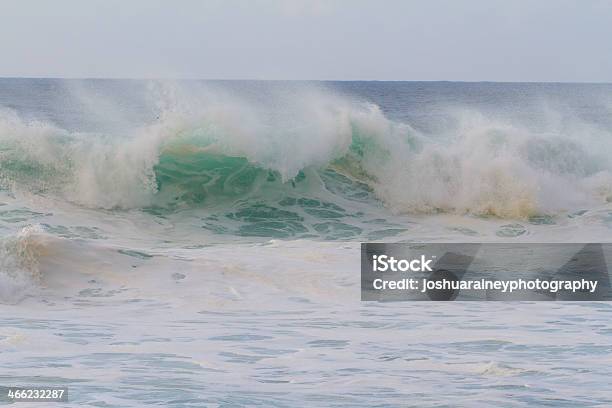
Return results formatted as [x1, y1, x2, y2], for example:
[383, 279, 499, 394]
[1, 80, 612, 406]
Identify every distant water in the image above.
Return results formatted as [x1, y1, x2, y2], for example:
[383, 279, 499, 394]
[1, 79, 612, 407]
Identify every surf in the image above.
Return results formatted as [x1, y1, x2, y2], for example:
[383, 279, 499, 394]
[1, 81, 611, 222]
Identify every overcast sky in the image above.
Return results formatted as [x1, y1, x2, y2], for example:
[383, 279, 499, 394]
[1, 0, 611, 81]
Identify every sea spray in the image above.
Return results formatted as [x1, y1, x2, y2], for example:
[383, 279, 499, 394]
[0, 82, 611, 219]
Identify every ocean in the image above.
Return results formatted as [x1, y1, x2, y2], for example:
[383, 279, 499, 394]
[1, 79, 612, 406]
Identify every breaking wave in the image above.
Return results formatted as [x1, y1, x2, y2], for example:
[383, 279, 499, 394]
[0, 225, 44, 303]
[1, 83, 611, 219]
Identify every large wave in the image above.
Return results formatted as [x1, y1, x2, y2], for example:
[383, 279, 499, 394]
[1, 82, 611, 218]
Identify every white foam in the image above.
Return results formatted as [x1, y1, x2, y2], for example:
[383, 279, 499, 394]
[1, 83, 611, 217]
[0, 225, 44, 304]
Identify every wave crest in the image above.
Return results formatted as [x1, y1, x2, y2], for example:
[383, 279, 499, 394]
[1, 85, 611, 218]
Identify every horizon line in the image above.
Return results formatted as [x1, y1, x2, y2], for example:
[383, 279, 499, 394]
[0, 76, 611, 85]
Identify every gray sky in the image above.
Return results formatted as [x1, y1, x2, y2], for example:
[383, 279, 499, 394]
[1, 0, 611, 81]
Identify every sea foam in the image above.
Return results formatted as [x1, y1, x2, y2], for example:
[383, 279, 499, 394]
[0, 82, 611, 218]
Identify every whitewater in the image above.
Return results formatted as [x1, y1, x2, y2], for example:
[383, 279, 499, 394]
[1, 79, 612, 407]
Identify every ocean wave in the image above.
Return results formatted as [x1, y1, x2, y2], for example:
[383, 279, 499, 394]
[0, 225, 44, 303]
[1, 84, 611, 219]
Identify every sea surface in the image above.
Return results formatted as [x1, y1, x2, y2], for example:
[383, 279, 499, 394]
[1, 79, 612, 407]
